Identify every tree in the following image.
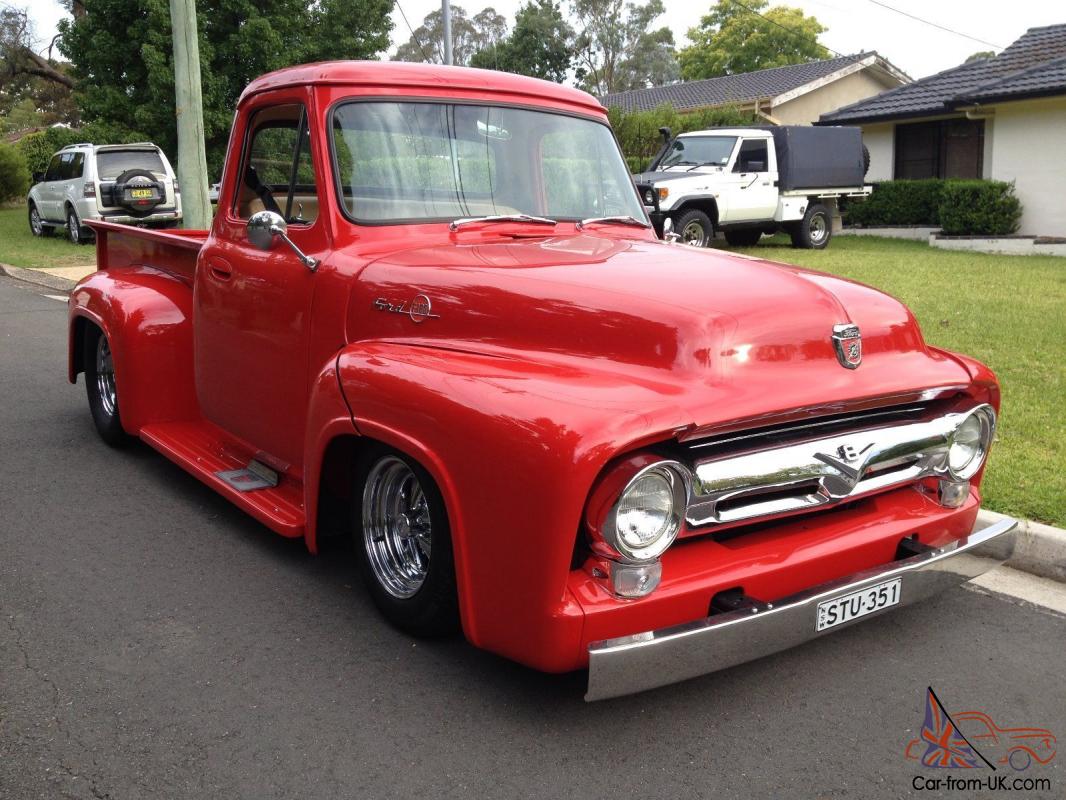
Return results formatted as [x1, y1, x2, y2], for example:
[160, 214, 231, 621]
[571, 0, 678, 96]
[469, 0, 574, 82]
[678, 0, 828, 81]
[0, 7, 75, 90]
[964, 50, 994, 63]
[57, 0, 393, 176]
[1, 6, 80, 132]
[394, 5, 508, 66]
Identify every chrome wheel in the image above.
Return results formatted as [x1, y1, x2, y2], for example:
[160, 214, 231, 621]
[29, 205, 43, 236]
[362, 456, 432, 599]
[682, 220, 706, 247]
[809, 213, 828, 245]
[95, 333, 117, 417]
[68, 211, 80, 244]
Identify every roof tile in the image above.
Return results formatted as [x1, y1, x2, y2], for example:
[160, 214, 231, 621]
[600, 53, 876, 112]
[821, 24, 1066, 123]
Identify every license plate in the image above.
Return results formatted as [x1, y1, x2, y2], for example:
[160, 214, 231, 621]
[816, 578, 901, 631]
[130, 188, 154, 199]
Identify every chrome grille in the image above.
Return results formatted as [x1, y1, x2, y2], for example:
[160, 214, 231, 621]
[685, 411, 973, 528]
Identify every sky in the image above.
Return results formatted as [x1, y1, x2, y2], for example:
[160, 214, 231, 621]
[22, 0, 1066, 81]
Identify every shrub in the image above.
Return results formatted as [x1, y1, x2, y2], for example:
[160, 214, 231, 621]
[938, 180, 1022, 236]
[0, 142, 31, 202]
[844, 179, 945, 226]
[606, 103, 759, 169]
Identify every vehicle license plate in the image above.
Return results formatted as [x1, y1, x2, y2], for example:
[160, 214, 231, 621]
[816, 577, 901, 631]
[131, 188, 153, 199]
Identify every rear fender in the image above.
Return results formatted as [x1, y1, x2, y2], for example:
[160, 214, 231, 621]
[68, 267, 198, 434]
[335, 342, 687, 670]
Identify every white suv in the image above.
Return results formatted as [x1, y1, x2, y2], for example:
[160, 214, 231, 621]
[27, 142, 182, 244]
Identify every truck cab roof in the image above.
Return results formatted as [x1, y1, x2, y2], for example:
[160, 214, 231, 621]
[239, 61, 605, 116]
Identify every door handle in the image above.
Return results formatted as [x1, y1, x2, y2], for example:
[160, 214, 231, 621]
[207, 258, 232, 281]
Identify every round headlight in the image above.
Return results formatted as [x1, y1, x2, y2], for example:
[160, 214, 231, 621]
[610, 464, 685, 561]
[644, 189, 655, 204]
[948, 405, 995, 480]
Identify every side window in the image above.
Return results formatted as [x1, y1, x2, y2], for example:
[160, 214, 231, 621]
[236, 103, 318, 224]
[69, 152, 85, 179]
[735, 139, 769, 173]
[44, 154, 64, 182]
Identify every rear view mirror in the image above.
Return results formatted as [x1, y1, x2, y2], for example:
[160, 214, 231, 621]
[246, 210, 319, 272]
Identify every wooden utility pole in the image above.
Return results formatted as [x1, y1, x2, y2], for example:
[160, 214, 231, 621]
[169, 0, 211, 229]
[442, 0, 453, 65]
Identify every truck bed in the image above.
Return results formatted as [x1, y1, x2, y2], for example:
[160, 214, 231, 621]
[85, 220, 207, 285]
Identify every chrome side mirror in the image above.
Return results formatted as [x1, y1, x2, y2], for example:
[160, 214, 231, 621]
[662, 217, 680, 244]
[246, 210, 318, 271]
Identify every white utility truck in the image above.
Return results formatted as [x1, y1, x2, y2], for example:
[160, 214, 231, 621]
[633, 126, 871, 249]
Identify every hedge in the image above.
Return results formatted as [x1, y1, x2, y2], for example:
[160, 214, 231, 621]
[845, 178, 1022, 235]
[844, 179, 945, 226]
[606, 104, 758, 171]
[938, 180, 1022, 236]
[0, 142, 30, 202]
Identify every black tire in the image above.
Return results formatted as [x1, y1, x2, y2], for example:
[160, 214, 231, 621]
[724, 229, 762, 247]
[353, 446, 460, 637]
[28, 202, 52, 237]
[789, 203, 831, 250]
[862, 143, 871, 177]
[83, 325, 131, 447]
[66, 207, 89, 245]
[674, 209, 713, 247]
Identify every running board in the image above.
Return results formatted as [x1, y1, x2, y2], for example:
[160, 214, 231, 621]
[139, 421, 305, 538]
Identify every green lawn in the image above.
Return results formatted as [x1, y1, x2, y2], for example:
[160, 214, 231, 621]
[0, 203, 96, 269]
[719, 234, 1066, 527]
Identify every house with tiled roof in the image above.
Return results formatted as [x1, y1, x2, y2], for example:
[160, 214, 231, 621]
[820, 24, 1066, 236]
[600, 52, 909, 125]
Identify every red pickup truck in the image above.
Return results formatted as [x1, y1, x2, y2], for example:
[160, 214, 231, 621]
[68, 62, 1016, 700]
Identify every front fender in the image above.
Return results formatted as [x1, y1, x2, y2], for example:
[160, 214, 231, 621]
[336, 342, 691, 672]
[69, 267, 198, 434]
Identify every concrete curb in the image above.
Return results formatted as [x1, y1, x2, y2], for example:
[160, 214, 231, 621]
[0, 263, 77, 293]
[979, 509, 1066, 583]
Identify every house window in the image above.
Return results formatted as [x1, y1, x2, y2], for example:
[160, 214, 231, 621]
[894, 119, 984, 179]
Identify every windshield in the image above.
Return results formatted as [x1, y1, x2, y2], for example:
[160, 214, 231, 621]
[659, 136, 737, 169]
[331, 101, 645, 223]
[96, 150, 166, 180]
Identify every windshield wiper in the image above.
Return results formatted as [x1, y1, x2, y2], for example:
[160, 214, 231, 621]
[449, 213, 557, 231]
[577, 215, 651, 230]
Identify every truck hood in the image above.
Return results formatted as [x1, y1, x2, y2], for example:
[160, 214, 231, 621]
[632, 168, 723, 184]
[348, 234, 971, 426]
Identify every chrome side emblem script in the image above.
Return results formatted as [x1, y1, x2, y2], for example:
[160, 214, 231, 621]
[373, 293, 440, 324]
[832, 323, 862, 369]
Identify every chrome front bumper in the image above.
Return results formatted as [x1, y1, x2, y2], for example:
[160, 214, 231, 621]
[585, 516, 1017, 701]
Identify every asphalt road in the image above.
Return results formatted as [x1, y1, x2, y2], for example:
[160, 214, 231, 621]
[1, 274, 1064, 800]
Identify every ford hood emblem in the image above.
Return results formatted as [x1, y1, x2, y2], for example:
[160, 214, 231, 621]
[832, 323, 862, 369]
